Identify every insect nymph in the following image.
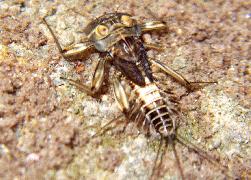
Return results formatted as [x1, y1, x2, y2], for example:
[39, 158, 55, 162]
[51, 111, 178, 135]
[43, 12, 233, 179]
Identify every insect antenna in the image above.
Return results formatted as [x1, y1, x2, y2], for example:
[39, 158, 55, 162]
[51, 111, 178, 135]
[64, 0, 98, 21]
[42, 18, 65, 59]
[176, 135, 237, 179]
[114, 4, 123, 13]
[145, 6, 166, 25]
[66, 6, 96, 21]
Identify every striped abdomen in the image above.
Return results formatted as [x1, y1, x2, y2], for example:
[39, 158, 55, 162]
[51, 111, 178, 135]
[129, 82, 176, 137]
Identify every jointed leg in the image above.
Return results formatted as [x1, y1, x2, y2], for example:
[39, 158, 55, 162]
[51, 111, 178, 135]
[43, 17, 95, 60]
[150, 59, 191, 87]
[150, 59, 216, 91]
[89, 77, 136, 138]
[63, 57, 107, 96]
[144, 43, 165, 51]
[113, 77, 130, 113]
[140, 21, 166, 32]
[113, 77, 138, 132]
[92, 114, 125, 138]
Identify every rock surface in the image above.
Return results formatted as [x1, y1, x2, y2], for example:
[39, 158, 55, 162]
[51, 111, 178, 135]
[0, 0, 250, 179]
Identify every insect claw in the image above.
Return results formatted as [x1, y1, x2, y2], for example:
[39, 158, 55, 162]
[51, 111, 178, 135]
[187, 81, 217, 92]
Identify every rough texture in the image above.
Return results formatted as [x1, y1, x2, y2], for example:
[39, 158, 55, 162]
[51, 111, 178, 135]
[0, 0, 250, 179]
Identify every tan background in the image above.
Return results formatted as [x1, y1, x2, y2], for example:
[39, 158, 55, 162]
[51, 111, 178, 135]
[0, 0, 250, 179]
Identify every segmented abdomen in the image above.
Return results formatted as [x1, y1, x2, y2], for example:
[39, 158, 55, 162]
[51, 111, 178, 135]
[131, 82, 175, 137]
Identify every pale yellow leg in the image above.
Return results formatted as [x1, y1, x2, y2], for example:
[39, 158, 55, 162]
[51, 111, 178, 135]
[140, 21, 166, 32]
[112, 78, 130, 113]
[150, 59, 217, 91]
[150, 59, 192, 88]
[43, 17, 94, 60]
[144, 43, 165, 51]
[63, 57, 107, 96]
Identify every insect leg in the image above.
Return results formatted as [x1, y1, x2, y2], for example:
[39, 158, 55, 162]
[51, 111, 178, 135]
[112, 77, 137, 133]
[63, 57, 107, 96]
[150, 59, 216, 91]
[62, 42, 95, 60]
[140, 21, 166, 32]
[143, 43, 165, 51]
[43, 17, 95, 60]
[93, 78, 141, 138]
[150, 59, 191, 87]
[91, 114, 125, 138]
[112, 78, 130, 113]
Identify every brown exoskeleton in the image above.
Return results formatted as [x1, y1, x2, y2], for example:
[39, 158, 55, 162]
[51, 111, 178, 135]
[43, 12, 235, 179]
[43, 12, 196, 94]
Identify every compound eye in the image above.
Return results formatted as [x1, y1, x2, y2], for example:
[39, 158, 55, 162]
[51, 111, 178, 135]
[95, 25, 109, 39]
[121, 15, 133, 27]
